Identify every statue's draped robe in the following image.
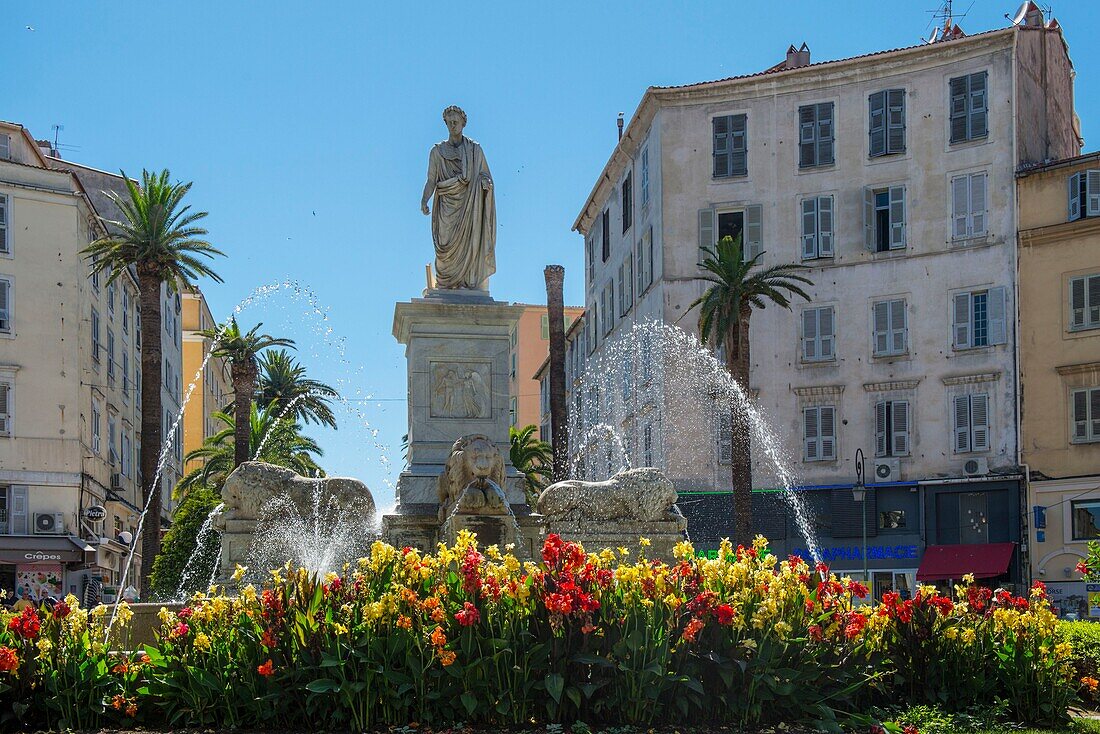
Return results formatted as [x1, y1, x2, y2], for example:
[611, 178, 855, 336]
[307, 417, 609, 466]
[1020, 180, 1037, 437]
[426, 137, 496, 290]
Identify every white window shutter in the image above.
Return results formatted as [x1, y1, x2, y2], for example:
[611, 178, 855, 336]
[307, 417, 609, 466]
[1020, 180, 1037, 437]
[889, 186, 906, 248]
[892, 400, 910, 456]
[803, 308, 818, 360]
[1074, 389, 1089, 441]
[745, 204, 763, 261]
[873, 301, 889, 355]
[970, 173, 987, 235]
[864, 187, 875, 250]
[988, 286, 1007, 345]
[818, 196, 834, 256]
[820, 306, 834, 358]
[820, 405, 836, 460]
[1089, 171, 1100, 217]
[698, 208, 715, 264]
[971, 394, 989, 451]
[801, 198, 818, 259]
[875, 401, 887, 457]
[953, 292, 971, 348]
[1070, 173, 1083, 221]
[953, 395, 971, 453]
[804, 407, 819, 460]
[891, 299, 907, 354]
[1072, 276, 1087, 328]
[952, 175, 970, 238]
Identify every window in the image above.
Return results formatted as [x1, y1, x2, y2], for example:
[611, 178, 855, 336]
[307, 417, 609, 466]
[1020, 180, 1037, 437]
[953, 393, 990, 453]
[0, 134, 9, 160]
[585, 233, 595, 284]
[698, 206, 762, 263]
[0, 194, 9, 255]
[0, 277, 10, 333]
[107, 328, 116, 380]
[865, 186, 906, 251]
[1, 485, 29, 535]
[798, 102, 834, 168]
[640, 147, 650, 205]
[713, 114, 747, 178]
[1072, 387, 1100, 443]
[622, 173, 632, 233]
[869, 89, 905, 157]
[509, 397, 516, 426]
[108, 415, 118, 466]
[801, 306, 835, 362]
[540, 314, 549, 341]
[122, 294, 130, 334]
[91, 399, 101, 454]
[618, 254, 633, 317]
[1070, 274, 1100, 330]
[951, 172, 988, 239]
[800, 195, 834, 259]
[540, 375, 551, 416]
[874, 400, 910, 457]
[952, 287, 1007, 349]
[121, 432, 131, 477]
[1069, 171, 1100, 221]
[949, 71, 988, 144]
[107, 283, 115, 314]
[643, 422, 654, 466]
[91, 308, 101, 362]
[873, 299, 907, 356]
[510, 351, 516, 380]
[879, 510, 907, 529]
[122, 351, 130, 400]
[717, 410, 733, 465]
[602, 209, 610, 262]
[90, 259, 99, 291]
[620, 354, 632, 402]
[636, 226, 654, 293]
[804, 405, 836, 461]
[601, 282, 614, 336]
[0, 380, 10, 436]
[1072, 500, 1100, 540]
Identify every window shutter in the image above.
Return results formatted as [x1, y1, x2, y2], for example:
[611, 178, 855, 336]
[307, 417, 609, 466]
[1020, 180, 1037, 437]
[1089, 275, 1100, 326]
[799, 105, 816, 167]
[952, 175, 970, 238]
[890, 299, 907, 354]
[713, 116, 730, 177]
[950, 76, 969, 143]
[1070, 173, 1083, 221]
[698, 208, 715, 264]
[730, 114, 747, 176]
[635, 237, 645, 293]
[892, 400, 910, 456]
[820, 306, 834, 359]
[887, 88, 906, 154]
[988, 286, 1007, 345]
[864, 187, 876, 250]
[889, 186, 906, 248]
[820, 405, 836, 460]
[817, 103, 834, 165]
[818, 196, 833, 256]
[971, 394, 989, 451]
[969, 71, 988, 139]
[0, 195, 8, 254]
[11, 486, 26, 534]
[625, 252, 633, 308]
[646, 226, 655, 288]
[0, 280, 9, 331]
[953, 394, 971, 452]
[803, 308, 818, 360]
[617, 264, 625, 316]
[1071, 276, 1087, 328]
[970, 173, 987, 235]
[1088, 171, 1100, 217]
[869, 91, 886, 157]
[873, 301, 889, 355]
[745, 204, 763, 261]
[1074, 389, 1089, 441]
[1091, 388, 1100, 440]
[801, 198, 818, 259]
[602, 210, 610, 261]
[875, 401, 887, 457]
[0, 382, 9, 434]
[953, 292, 971, 348]
[804, 407, 819, 460]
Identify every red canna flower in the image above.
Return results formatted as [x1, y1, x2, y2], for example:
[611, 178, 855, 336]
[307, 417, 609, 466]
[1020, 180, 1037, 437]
[171, 622, 189, 639]
[455, 601, 480, 627]
[0, 646, 19, 673]
[177, 607, 193, 621]
[261, 629, 278, 648]
[7, 607, 40, 640]
[257, 658, 275, 677]
[682, 617, 705, 643]
[808, 624, 824, 643]
[52, 601, 71, 620]
[715, 604, 736, 626]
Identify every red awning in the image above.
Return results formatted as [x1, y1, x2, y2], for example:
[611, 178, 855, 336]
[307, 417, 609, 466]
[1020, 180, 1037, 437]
[916, 543, 1016, 581]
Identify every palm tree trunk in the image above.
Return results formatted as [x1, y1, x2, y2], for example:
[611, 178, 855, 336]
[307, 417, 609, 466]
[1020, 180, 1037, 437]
[727, 310, 753, 546]
[137, 269, 164, 595]
[231, 364, 256, 468]
[544, 265, 569, 483]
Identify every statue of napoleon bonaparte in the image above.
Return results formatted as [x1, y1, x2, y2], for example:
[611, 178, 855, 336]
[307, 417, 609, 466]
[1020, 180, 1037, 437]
[420, 106, 496, 291]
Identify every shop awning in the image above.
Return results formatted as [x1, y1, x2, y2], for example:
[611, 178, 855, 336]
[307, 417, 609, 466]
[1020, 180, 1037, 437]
[0, 535, 98, 565]
[916, 543, 1016, 581]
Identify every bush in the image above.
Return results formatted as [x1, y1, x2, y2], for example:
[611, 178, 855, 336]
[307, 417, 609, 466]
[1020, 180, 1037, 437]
[148, 485, 222, 601]
[1059, 619, 1100, 706]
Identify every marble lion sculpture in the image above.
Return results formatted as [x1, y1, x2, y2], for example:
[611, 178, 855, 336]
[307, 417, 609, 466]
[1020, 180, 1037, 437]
[437, 434, 507, 519]
[216, 461, 375, 527]
[536, 467, 685, 526]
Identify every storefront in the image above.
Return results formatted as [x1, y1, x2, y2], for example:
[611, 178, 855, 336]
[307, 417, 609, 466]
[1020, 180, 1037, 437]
[0, 536, 97, 602]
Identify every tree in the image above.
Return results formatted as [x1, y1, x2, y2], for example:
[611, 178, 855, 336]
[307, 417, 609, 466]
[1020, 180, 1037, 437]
[82, 169, 225, 594]
[690, 235, 812, 545]
[175, 401, 324, 498]
[148, 485, 222, 601]
[201, 319, 294, 468]
[544, 265, 569, 482]
[257, 349, 339, 428]
[510, 424, 553, 505]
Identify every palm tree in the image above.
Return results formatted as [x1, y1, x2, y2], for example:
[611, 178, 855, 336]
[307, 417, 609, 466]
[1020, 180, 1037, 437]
[257, 349, 339, 429]
[544, 265, 569, 482]
[176, 401, 323, 497]
[690, 235, 812, 545]
[82, 169, 225, 594]
[510, 424, 553, 505]
[201, 319, 294, 468]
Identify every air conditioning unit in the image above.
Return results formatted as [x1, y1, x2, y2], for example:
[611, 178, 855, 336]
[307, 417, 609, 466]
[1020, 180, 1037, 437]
[33, 512, 65, 535]
[874, 458, 902, 482]
[963, 457, 989, 477]
[110, 473, 122, 490]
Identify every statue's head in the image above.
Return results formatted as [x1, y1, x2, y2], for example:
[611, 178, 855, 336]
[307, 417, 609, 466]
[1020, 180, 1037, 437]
[443, 105, 467, 136]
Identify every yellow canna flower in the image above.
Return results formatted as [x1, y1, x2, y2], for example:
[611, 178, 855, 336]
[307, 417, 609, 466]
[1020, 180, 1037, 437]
[231, 564, 248, 582]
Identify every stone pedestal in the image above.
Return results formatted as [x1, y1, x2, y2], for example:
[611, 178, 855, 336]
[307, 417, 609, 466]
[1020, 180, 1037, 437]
[382, 290, 543, 557]
[540, 519, 686, 560]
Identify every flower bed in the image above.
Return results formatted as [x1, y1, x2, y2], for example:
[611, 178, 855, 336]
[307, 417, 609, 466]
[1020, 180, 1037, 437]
[0, 533, 1081, 732]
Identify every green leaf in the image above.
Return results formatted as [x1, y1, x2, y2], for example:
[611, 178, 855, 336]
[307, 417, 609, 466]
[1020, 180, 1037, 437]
[565, 686, 582, 709]
[545, 672, 565, 703]
[460, 692, 477, 715]
[305, 678, 341, 693]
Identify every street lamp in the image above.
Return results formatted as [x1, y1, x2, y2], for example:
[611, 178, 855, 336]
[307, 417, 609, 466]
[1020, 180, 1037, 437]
[853, 448, 869, 584]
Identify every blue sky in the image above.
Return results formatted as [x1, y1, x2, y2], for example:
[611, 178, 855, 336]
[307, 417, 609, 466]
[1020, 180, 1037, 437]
[7, 1, 1099, 504]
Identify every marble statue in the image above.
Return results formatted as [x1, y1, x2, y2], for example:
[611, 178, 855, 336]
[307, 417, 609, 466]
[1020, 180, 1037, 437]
[420, 106, 496, 291]
[537, 468, 685, 525]
[437, 434, 507, 519]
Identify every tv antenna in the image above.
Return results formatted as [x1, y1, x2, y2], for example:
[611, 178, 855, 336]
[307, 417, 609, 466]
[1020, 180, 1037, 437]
[925, 0, 973, 41]
[51, 124, 64, 152]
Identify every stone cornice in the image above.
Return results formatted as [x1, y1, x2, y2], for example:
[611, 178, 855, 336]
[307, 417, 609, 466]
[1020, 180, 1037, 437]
[1020, 216, 1100, 247]
[1055, 361, 1100, 376]
[793, 385, 845, 397]
[942, 371, 1002, 386]
[862, 379, 921, 393]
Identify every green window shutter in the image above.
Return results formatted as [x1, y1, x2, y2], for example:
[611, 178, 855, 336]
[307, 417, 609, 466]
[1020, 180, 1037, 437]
[889, 186, 906, 248]
[713, 116, 730, 177]
[887, 89, 906, 154]
[817, 102, 834, 165]
[869, 91, 886, 157]
[969, 71, 988, 139]
[698, 208, 715, 264]
[745, 204, 763, 261]
[799, 105, 817, 167]
[730, 114, 747, 176]
[988, 286, 1007, 345]
[949, 75, 969, 143]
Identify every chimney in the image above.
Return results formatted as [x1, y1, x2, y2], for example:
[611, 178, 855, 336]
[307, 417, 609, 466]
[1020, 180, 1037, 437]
[616, 112, 624, 141]
[35, 139, 58, 158]
[786, 43, 810, 69]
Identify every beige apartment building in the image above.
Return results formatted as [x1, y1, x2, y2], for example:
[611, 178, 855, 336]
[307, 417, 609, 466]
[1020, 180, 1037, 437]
[182, 286, 229, 472]
[1019, 152, 1100, 616]
[508, 304, 583, 439]
[0, 122, 143, 602]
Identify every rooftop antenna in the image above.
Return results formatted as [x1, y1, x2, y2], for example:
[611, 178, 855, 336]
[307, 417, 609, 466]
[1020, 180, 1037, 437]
[926, 0, 973, 41]
[616, 112, 624, 141]
[51, 124, 64, 154]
